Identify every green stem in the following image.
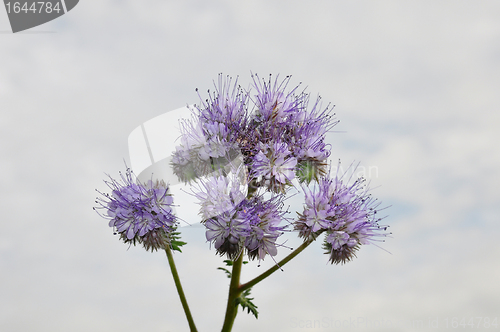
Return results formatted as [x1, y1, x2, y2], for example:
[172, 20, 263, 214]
[220, 253, 244, 332]
[239, 232, 323, 292]
[164, 246, 198, 332]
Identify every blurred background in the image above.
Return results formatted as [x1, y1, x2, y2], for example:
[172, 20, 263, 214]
[1, 1, 499, 331]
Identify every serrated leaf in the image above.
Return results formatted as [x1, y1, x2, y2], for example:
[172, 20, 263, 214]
[170, 240, 187, 253]
[217, 267, 232, 279]
[169, 228, 187, 253]
[236, 288, 259, 319]
[221, 259, 248, 267]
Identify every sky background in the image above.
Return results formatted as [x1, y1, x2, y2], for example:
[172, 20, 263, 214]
[1, 1, 499, 331]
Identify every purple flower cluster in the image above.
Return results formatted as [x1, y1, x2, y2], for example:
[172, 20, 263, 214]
[195, 177, 287, 261]
[251, 142, 297, 194]
[295, 167, 389, 264]
[251, 75, 335, 187]
[171, 115, 241, 183]
[172, 74, 337, 192]
[171, 74, 338, 260]
[168, 74, 388, 263]
[95, 168, 178, 252]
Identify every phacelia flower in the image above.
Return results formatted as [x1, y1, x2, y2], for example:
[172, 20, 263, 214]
[239, 195, 288, 262]
[171, 116, 239, 183]
[193, 171, 288, 260]
[192, 170, 250, 259]
[95, 168, 178, 252]
[195, 75, 250, 145]
[295, 165, 389, 264]
[252, 74, 302, 123]
[193, 169, 247, 221]
[251, 141, 297, 193]
[204, 212, 250, 259]
[250, 74, 337, 184]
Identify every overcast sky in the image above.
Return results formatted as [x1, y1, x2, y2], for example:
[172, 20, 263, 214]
[1, 1, 499, 331]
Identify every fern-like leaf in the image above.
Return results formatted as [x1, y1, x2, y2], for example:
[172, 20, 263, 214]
[236, 288, 259, 319]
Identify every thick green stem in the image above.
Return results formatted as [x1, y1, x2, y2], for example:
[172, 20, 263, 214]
[239, 232, 323, 292]
[164, 246, 198, 332]
[220, 253, 244, 332]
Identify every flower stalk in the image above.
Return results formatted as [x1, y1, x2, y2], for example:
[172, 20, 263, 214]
[221, 254, 244, 332]
[239, 230, 324, 293]
[164, 245, 198, 332]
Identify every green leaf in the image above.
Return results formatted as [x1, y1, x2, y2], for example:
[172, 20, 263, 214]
[169, 229, 187, 253]
[217, 267, 232, 279]
[222, 259, 248, 266]
[236, 288, 259, 319]
[218, 259, 249, 278]
[170, 240, 187, 253]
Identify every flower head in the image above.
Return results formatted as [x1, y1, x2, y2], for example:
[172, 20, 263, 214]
[250, 74, 337, 184]
[251, 141, 297, 193]
[204, 212, 249, 259]
[171, 116, 239, 183]
[95, 168, 178, 252]
[295, 164, 389, 264]
[252, 74, 303, 123]
[195, 74, 250, 144]
[193, 170, 247, 221]
[193, 171, 288, 260]
[239, 195, 288, 261]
